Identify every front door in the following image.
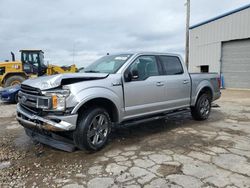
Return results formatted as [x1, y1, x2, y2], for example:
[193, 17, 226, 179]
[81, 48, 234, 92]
[123, 55, 166, 119]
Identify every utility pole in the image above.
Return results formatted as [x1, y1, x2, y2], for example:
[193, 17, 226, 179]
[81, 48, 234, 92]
[73, 42, 75, 64]
[185, 0, 190, 69]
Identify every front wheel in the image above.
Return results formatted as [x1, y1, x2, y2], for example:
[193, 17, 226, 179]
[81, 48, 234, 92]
[73, 107, 111, 151]
[191, 93, 211, 121]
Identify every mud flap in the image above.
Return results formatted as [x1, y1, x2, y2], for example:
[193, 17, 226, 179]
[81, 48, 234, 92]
[25, 128, 76, 152]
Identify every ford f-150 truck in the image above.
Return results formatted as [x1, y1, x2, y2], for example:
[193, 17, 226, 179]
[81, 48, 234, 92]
[16, 52, 221, 152]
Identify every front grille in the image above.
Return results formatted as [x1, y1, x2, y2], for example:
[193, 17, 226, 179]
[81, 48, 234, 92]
[20, 103, 39, 114]
[21, 84, 41, 95]
[18, 91, 38, 108]
[19, 84, 51, 110]
[20, 104, 45, 116]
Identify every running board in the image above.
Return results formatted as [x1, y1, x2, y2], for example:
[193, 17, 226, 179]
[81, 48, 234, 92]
[117, 108, 190, 128]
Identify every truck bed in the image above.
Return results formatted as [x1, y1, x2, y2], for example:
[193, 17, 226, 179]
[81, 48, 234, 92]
[190, 73, 221, 106]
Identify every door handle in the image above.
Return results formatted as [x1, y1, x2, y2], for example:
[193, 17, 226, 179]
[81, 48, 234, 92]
[183, 80, 189, 84]
[156, 82, 164, 86]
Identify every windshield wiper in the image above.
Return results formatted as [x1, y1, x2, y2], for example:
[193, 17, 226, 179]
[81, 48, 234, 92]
[84, 70, 100, 73]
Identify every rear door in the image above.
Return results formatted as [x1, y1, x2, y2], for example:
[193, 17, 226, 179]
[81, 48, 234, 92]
[123, 55, 166, 119]
[158, 55, 191, 109]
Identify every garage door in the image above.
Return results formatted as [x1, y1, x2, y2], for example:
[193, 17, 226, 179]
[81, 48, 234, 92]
[221, 39, 250, 89]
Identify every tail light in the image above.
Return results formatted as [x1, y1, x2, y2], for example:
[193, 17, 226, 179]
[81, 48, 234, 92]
[217, 77, 221, 88]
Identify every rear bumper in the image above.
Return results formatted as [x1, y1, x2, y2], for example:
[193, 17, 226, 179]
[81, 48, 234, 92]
[16, 103, 78, 131]
[213, 91, 221, 101]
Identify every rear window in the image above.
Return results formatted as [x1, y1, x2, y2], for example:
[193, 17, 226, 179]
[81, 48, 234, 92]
[159, 56, 184, 75]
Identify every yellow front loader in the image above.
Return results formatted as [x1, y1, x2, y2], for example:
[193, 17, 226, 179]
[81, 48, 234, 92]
[0, 50, 77, 87]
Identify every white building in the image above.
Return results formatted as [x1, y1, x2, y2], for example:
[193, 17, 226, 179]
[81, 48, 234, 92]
[189, 4, 250, 89]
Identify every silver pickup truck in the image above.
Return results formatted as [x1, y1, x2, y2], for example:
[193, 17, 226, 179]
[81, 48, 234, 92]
[16, 52, 221, 151]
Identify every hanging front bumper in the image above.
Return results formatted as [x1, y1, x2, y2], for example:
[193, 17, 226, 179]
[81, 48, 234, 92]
[16, 103, 78, 131]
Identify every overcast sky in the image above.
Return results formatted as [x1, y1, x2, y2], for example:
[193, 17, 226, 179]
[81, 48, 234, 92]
[0, 0, 249, 67]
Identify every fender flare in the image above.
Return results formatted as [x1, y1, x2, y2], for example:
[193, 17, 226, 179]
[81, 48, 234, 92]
[71, 87, 122, 121]
[192, 80, 214, 106]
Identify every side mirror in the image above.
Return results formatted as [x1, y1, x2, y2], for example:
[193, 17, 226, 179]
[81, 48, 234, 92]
[124, 69, 139, 82]
[131, 69, 139, 80]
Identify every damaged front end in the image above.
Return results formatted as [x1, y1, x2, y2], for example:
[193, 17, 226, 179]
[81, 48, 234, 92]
[24, 128, 76, 152]
[16, 84, 78, 151]
[16, 73, 109, 151]
[16, 103, 77, 131]
[17, 84, 78, 131]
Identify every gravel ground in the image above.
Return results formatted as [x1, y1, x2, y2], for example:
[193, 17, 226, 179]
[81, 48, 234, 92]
[0, 90, 250, 188]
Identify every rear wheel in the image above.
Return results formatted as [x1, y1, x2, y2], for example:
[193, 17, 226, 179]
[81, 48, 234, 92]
[73, 107, 111, 151]
[4, 75, 25, 87]
[191, 93, 211, 121]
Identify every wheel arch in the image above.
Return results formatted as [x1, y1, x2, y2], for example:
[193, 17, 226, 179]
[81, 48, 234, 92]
[75, 97, 120, 123]
[191, 80, 214, 106]
[193, 86, 213, 106]
[197, 86, 213, 100]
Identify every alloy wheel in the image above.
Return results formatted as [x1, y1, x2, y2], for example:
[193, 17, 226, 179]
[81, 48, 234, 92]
[200, 98, 210, 116]
[87, 114, 109, 146]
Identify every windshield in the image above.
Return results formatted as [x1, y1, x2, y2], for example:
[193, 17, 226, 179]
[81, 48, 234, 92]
[83, 54, 132, 74]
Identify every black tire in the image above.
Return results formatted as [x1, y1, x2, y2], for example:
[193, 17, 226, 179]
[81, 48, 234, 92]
[191, 93, 211, 121]
[14, 93, 19, 104]
[73, 107, 111, 151]
[4, 75, 25, 87]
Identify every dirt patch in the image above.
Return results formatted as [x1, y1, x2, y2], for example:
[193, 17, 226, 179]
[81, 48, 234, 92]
[157, 164, 182, 176]
[223, 128, 248, 136]
[236, 117, 250, 122]
[210, 139, 234, 149]
[241, 109, 250, 113]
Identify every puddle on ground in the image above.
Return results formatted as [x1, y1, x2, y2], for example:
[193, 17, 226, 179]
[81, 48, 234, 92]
[157, 164, 182, 176]
[0, 161, 11, 170]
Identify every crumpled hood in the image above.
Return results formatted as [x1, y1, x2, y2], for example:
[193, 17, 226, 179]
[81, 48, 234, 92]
[22, 73, 109, 90]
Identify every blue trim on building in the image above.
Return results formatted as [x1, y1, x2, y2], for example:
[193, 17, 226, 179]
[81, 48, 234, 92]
[190, 3, 250, 29]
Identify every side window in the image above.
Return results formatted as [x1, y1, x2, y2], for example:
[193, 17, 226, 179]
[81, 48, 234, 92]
[30, 53, 39, 68]
[129, 56, 159, 81]
[159, 56, 184, 75]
